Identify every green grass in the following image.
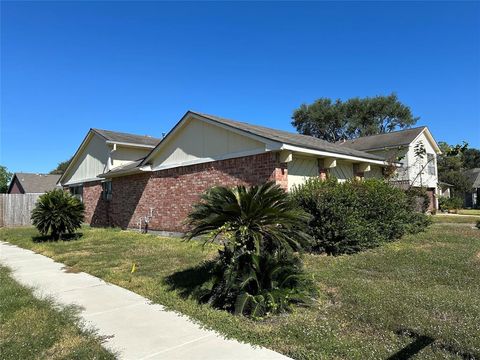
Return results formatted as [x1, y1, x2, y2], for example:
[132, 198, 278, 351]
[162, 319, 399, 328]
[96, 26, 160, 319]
[458, 209, 480, 216]
[1, 225, 479, 360]
[0, 265, 115, 360]
[432, 214, 480, 224]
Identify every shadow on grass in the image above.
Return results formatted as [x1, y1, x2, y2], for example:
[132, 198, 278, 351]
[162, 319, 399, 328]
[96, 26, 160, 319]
[164, 260, 216, 300]
[32, 233, 83, 243]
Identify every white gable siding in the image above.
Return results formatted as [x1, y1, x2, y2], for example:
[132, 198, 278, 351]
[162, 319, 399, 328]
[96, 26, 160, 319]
[407, 132, 438, 188]
[330, 161, 354, 182]
[112, 146, 151, 167]
[287, 156, 318, 190]
[62, 134, 109, 185]
[151, 118, 266, 169]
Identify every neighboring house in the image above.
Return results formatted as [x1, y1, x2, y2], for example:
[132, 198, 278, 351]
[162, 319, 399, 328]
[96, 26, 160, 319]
[438, 181, 453, 199]
[60, 111, 390, 232]
[7, 173, 61, 194]
[338, 126, 442, 211]
[464, 168, 480, 208]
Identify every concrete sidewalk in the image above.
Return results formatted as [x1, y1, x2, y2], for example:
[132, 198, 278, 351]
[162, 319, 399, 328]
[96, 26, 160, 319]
[0, 242, 290, 360]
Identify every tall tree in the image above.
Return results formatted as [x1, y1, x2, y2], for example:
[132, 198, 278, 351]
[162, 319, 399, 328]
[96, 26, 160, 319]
[292, 93, 419, 142]
[0, 165, 12, 193]
[462, 148, 480, 169]
[437, 142, 471, 198]
[49, 158, 71, 175]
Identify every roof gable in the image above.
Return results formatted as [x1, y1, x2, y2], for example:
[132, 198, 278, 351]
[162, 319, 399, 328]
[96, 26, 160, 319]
[141, 111, 386, 166]
[92, 129, 161, 147]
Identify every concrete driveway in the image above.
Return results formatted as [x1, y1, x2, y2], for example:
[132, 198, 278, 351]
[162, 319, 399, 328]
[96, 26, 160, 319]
[0, 242, 291, 360]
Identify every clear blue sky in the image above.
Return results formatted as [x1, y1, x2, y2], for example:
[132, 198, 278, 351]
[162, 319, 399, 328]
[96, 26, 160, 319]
[1, 1, 479, 173]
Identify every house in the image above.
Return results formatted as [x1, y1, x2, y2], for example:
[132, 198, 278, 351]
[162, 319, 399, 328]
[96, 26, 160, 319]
[7, 173, 61, 194]
[60, 111, 390, 232]
[338, 126, 442, 210]
[58, 128, 161, 223]
[464, 168, 480, 208]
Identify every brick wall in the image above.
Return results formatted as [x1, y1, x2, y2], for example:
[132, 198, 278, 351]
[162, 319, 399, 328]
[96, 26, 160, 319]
[107, 152, 287, 232]
[82, 181, 111, 226]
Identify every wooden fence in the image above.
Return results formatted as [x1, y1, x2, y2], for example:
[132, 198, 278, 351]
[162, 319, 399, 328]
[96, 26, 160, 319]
[0, 194, 41, 227]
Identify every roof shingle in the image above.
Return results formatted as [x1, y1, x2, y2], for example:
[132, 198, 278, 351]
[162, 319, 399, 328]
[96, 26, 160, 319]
[92, 128, 161, 147]
[10, 173, 61, 193]
[336, 127, 426, 151]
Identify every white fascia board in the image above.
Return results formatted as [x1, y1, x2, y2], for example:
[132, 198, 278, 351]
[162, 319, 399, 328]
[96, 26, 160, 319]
[105, 141, 156, 149]
[63, 177, 102, 186]
[281, 144, 389, 166]
[150, 148, 268, 172]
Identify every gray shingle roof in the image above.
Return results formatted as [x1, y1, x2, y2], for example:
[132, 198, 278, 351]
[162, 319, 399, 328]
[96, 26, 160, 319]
[92, 128, 161, 147]
[101, 160, 144, 177]
[192, 112, 386, 161]
[10, 173, 61, 193]
[336, 127, 426, 151]
[465, 168, 480, 189]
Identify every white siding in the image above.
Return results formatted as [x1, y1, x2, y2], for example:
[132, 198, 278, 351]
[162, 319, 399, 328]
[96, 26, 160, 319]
[112, 146, 151, 167]
[288, 156, 318, 190]
[407, 132, 438, 188]
[62, 133, 109, 185]
[330, 161, 354, 182]
[151, 118, 266, 169]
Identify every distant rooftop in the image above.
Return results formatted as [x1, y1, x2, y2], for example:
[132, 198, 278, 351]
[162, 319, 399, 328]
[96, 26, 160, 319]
[337, 127, 427, 151]
[9, 173, 61, 193]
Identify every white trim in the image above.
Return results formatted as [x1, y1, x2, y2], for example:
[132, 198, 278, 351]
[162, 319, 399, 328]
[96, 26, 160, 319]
[411, 128, 442, 154]
[282, 144, 389, 166]
[105, 140, 156, 149]
[63, 177, 102, 186]
[150, 148, 268, 172]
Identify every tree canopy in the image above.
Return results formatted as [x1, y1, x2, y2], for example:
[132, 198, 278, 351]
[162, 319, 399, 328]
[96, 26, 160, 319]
[49, 158, 71, 175]
[291, 93, 419, 142]
[0, 165, 12, 193]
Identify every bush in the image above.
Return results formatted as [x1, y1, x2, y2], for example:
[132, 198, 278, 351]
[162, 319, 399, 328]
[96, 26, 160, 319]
[476, 220, 480, 230]
[438, 197, 463, 213]
[185, 182, 315, 317]
[31, 189, 85, 240]
[405, 188, 430, 213]
[291, 178, 430, 255]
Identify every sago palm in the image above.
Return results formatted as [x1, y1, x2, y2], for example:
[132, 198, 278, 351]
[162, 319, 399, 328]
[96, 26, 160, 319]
[31, 189, 85, 240]
[185, 182, 311, 255]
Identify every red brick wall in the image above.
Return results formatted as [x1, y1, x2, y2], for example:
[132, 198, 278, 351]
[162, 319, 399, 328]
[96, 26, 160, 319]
[82, 181, 111, 226]
[107, 152, 287, 232]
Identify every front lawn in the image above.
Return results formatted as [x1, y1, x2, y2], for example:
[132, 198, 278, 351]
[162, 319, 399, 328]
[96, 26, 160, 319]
[432, 214, 480, 224]
[0, 266, 115, 360]
[458, 209, 480, 216]
[1, 225, 479, 359]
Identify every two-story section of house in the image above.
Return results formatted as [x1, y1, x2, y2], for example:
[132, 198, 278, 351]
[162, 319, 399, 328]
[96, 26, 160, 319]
[58, 128, 161, 225]
[338, 126, 442, 210]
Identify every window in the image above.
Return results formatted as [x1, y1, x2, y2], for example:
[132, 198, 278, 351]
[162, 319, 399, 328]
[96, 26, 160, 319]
[427, 154, 436, 175]
[70, 185, 83, 202]
[102, 181, 112, 201]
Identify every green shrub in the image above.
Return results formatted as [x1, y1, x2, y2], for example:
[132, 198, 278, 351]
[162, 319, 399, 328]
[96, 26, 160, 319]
[31, 189, 85, 240]
[291, 178, 430, 255]
[438, 196, 463, 212]
[405, 187, 430, 213]
[185, 182, 314, 317]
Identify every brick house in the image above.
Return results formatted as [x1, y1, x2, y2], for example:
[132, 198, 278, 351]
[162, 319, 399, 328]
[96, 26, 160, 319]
[59, 111, 391, 232]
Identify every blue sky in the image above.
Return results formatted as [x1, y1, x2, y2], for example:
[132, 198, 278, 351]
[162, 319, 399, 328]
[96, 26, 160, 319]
[1, 1, 479, 173]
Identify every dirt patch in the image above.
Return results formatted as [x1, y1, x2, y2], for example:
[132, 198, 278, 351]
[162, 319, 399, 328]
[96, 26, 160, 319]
[62, 266, 81, 274]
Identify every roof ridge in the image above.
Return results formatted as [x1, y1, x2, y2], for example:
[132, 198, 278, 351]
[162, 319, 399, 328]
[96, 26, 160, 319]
[341, 126, 427, 143]
[92, 128, 161, 140]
